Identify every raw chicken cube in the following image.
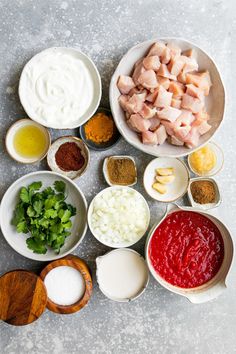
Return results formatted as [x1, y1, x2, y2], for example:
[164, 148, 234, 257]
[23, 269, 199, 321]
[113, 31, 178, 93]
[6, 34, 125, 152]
[186, 84, 204, 100]
[174, 125, 191, 140]
[118, 95, 129, 111]
[143, 56, 161, 71]
[157, 107, 182, 122]
[146, 88, 159, 103]
[157, 76, 170, 90]
[184, 127, 200, 148]
[154, 86, 173, 108]
[192, 119, 212, 135]
[181, 94, 204, 114]
[128, 114, 151, 132]
[182, 56, 198, 74]
[168, 56, 186, 76]
[161, 120, 175, 135]
[171, 135, 184, 146]
[138, 70, 159, 89]
[158, 64, 177, 80]
[194, 111, 210, 121]
[168, 81, 185, 98]
[175, 110, 195, 126]
[155, 124, 167, 145]
[147, 41, 166, 57]
[139, 103, 156, 119]
[117, 75, 135, 94]
[132, 61, 146, 85]
[142, 131, 158, 145]
[186, 71, 212, 95]
[125, 92, 147, 114]
[182, 49, 194, 58]
[171, 98, 181, 109]
[161, 46, 171, 64]
[149, 117, 161, 131]
[128, 87, 143, 96]
[167, 42, 181, 59]
[177, 72, 187, 84]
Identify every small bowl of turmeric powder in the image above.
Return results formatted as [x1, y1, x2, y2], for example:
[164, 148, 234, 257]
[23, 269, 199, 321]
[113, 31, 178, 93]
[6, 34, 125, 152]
[187, 177, 221, 210]
[79, 107, 120, 151]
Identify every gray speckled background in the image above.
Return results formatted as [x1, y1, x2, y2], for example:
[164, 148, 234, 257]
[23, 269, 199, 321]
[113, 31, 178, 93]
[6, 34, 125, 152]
[0, 0, 236, 353]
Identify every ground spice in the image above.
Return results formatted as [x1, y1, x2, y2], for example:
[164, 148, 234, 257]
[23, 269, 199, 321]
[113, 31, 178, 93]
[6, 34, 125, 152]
[85, 112, 114, 144]
[107, 157, 136, 185]
[55, 142, 85, 172]
[190, 180, 216, 204]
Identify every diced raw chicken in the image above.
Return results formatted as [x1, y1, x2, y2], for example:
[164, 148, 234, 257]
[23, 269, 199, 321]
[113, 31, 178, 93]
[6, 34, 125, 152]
[149, 117, 161, 131]
[171, 98, 181, 109]
[155, 124, 167, 145]
[132, 61, 146, 85]
[174, 125, 191, 141]
[147, 41, 166, 57]
[146, 88, 159, 103]
[161, 46, 171, 64]
[186, 71, 212, 95]
[157, 107, 182, 122]
[154, 86, 173, 108]
[118, 95, 129, 111]
[128, 87, 143, 96]
[158, 64, 177, 80]
[138, 70, 159, 89]
[128, 114, 151, 132]
[139, 103, 156, 119]
[168, 81, 185, 98]
[182, 56, 198, 74]
[177, 72, 187, 84]
[181, 94, 204, 114]
[192, 119, 212, 135]
[168, 56, 186, 76]
[124, 92, 147, 113]
[184, 127, 200, 148]
[157, 76, 170, 90]
[117, 75, 135, 94]
[175, 110, 195, 127]
[186, 84, 204, 100]
[167, 42, 181, 59]
[171, 135, 184, 146]
[143, 56, 161, 71]
[194, 111, 210, 121]
[142, 131, 158, 145]
[182, 49, 194, 58]
[161, 120, 175, 135]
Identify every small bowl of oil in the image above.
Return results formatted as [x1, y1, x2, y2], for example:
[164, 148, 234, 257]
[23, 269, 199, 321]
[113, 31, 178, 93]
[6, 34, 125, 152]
[5, 119, 51, 164]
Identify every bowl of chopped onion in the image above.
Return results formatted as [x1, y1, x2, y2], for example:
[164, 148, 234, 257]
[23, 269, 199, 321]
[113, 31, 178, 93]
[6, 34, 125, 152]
[87, 186, 150, 248]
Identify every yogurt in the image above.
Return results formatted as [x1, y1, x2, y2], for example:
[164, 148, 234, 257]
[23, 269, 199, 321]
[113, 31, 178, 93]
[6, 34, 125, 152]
[19, 48, 95, 129]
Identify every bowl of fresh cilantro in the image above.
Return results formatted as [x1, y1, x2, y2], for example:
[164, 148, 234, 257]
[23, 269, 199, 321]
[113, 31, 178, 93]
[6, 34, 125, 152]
[0, 171, 87, 261]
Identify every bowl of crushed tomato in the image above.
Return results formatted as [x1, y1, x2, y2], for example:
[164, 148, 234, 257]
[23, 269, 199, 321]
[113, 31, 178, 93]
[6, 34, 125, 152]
[146, 205, 233, 302]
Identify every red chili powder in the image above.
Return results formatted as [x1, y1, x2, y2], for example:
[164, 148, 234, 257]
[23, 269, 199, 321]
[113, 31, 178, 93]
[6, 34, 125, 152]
[55, 142, 85, 172]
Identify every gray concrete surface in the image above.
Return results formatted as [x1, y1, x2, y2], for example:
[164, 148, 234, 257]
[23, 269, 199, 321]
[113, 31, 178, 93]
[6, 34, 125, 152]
[0, 0, 235, 353]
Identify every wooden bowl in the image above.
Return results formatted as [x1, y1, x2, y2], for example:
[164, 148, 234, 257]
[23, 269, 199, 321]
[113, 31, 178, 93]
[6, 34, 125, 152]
[40, 255, 92, 314]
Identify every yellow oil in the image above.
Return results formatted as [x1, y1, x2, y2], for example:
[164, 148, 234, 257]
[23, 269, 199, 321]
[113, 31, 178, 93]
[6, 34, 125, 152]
[13, 125, 47, 158]
[189, 145, 216, 174]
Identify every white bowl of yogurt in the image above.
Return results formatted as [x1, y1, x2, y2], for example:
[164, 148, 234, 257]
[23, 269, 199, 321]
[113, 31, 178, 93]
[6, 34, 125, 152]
[19, 47, 102, 129]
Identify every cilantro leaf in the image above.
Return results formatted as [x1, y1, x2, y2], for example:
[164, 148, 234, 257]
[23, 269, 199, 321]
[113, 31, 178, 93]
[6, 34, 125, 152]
[67, 204, 76, 216]
[28, 181, 42, 193]
[33, 200, 43, 215]
[19, 187, 30, 203]
[26, 238, 47, 254]
[58, 209, 71, 223]
[54, 181, 66, 193]
[44, 209, 58, 219]
[11, 203, 25, 226]
[27, 205, 35, 217]
[16, 220, 28, 233]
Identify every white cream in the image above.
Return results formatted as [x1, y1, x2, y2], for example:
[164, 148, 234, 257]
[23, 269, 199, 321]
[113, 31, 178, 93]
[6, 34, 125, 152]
[19, 48, 94, 128]
[96, 249, 149, 301]
[44, 266, 85, 306]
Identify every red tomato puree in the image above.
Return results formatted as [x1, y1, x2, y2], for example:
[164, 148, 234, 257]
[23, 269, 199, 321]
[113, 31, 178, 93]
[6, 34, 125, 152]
[149, 211, 224, 288]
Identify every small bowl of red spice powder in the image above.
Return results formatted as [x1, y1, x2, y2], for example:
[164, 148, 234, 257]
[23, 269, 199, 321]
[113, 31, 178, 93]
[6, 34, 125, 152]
[47, 136, 90, 180]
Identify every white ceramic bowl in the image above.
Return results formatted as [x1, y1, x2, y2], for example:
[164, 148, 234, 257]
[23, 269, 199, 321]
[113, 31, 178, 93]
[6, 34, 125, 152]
[187, 177, 221, 210]
[88, 186, 150, 248]
[103, 155, 137, 186]
[109, 38, 225, 157]
[143, 157, 189, 202]
[0, 171, 88, 261]
[19, 47, 102, 129]
[145, 203, 233, 303]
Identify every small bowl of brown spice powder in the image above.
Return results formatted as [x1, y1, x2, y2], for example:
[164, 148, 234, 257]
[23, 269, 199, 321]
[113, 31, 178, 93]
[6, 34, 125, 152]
[188, 177, 221, 210]
[47, 136, 90, 180]
[103, 156, 137, 187]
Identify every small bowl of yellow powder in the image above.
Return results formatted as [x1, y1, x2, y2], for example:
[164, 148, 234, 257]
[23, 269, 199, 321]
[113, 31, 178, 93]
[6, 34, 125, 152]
[188, 141, 224, 177]
[79, 107, 120, 151]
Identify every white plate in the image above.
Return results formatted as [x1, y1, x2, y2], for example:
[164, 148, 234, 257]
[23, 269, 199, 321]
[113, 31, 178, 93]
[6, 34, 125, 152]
[0, 171, 87, 261]
[109, 38, 225, 157]
[19, 47, 102, 129]
[143, 157, 190, 202]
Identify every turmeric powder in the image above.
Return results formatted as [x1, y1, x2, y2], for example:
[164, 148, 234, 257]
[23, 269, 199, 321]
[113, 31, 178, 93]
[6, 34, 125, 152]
[84, 112, 114, 144]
